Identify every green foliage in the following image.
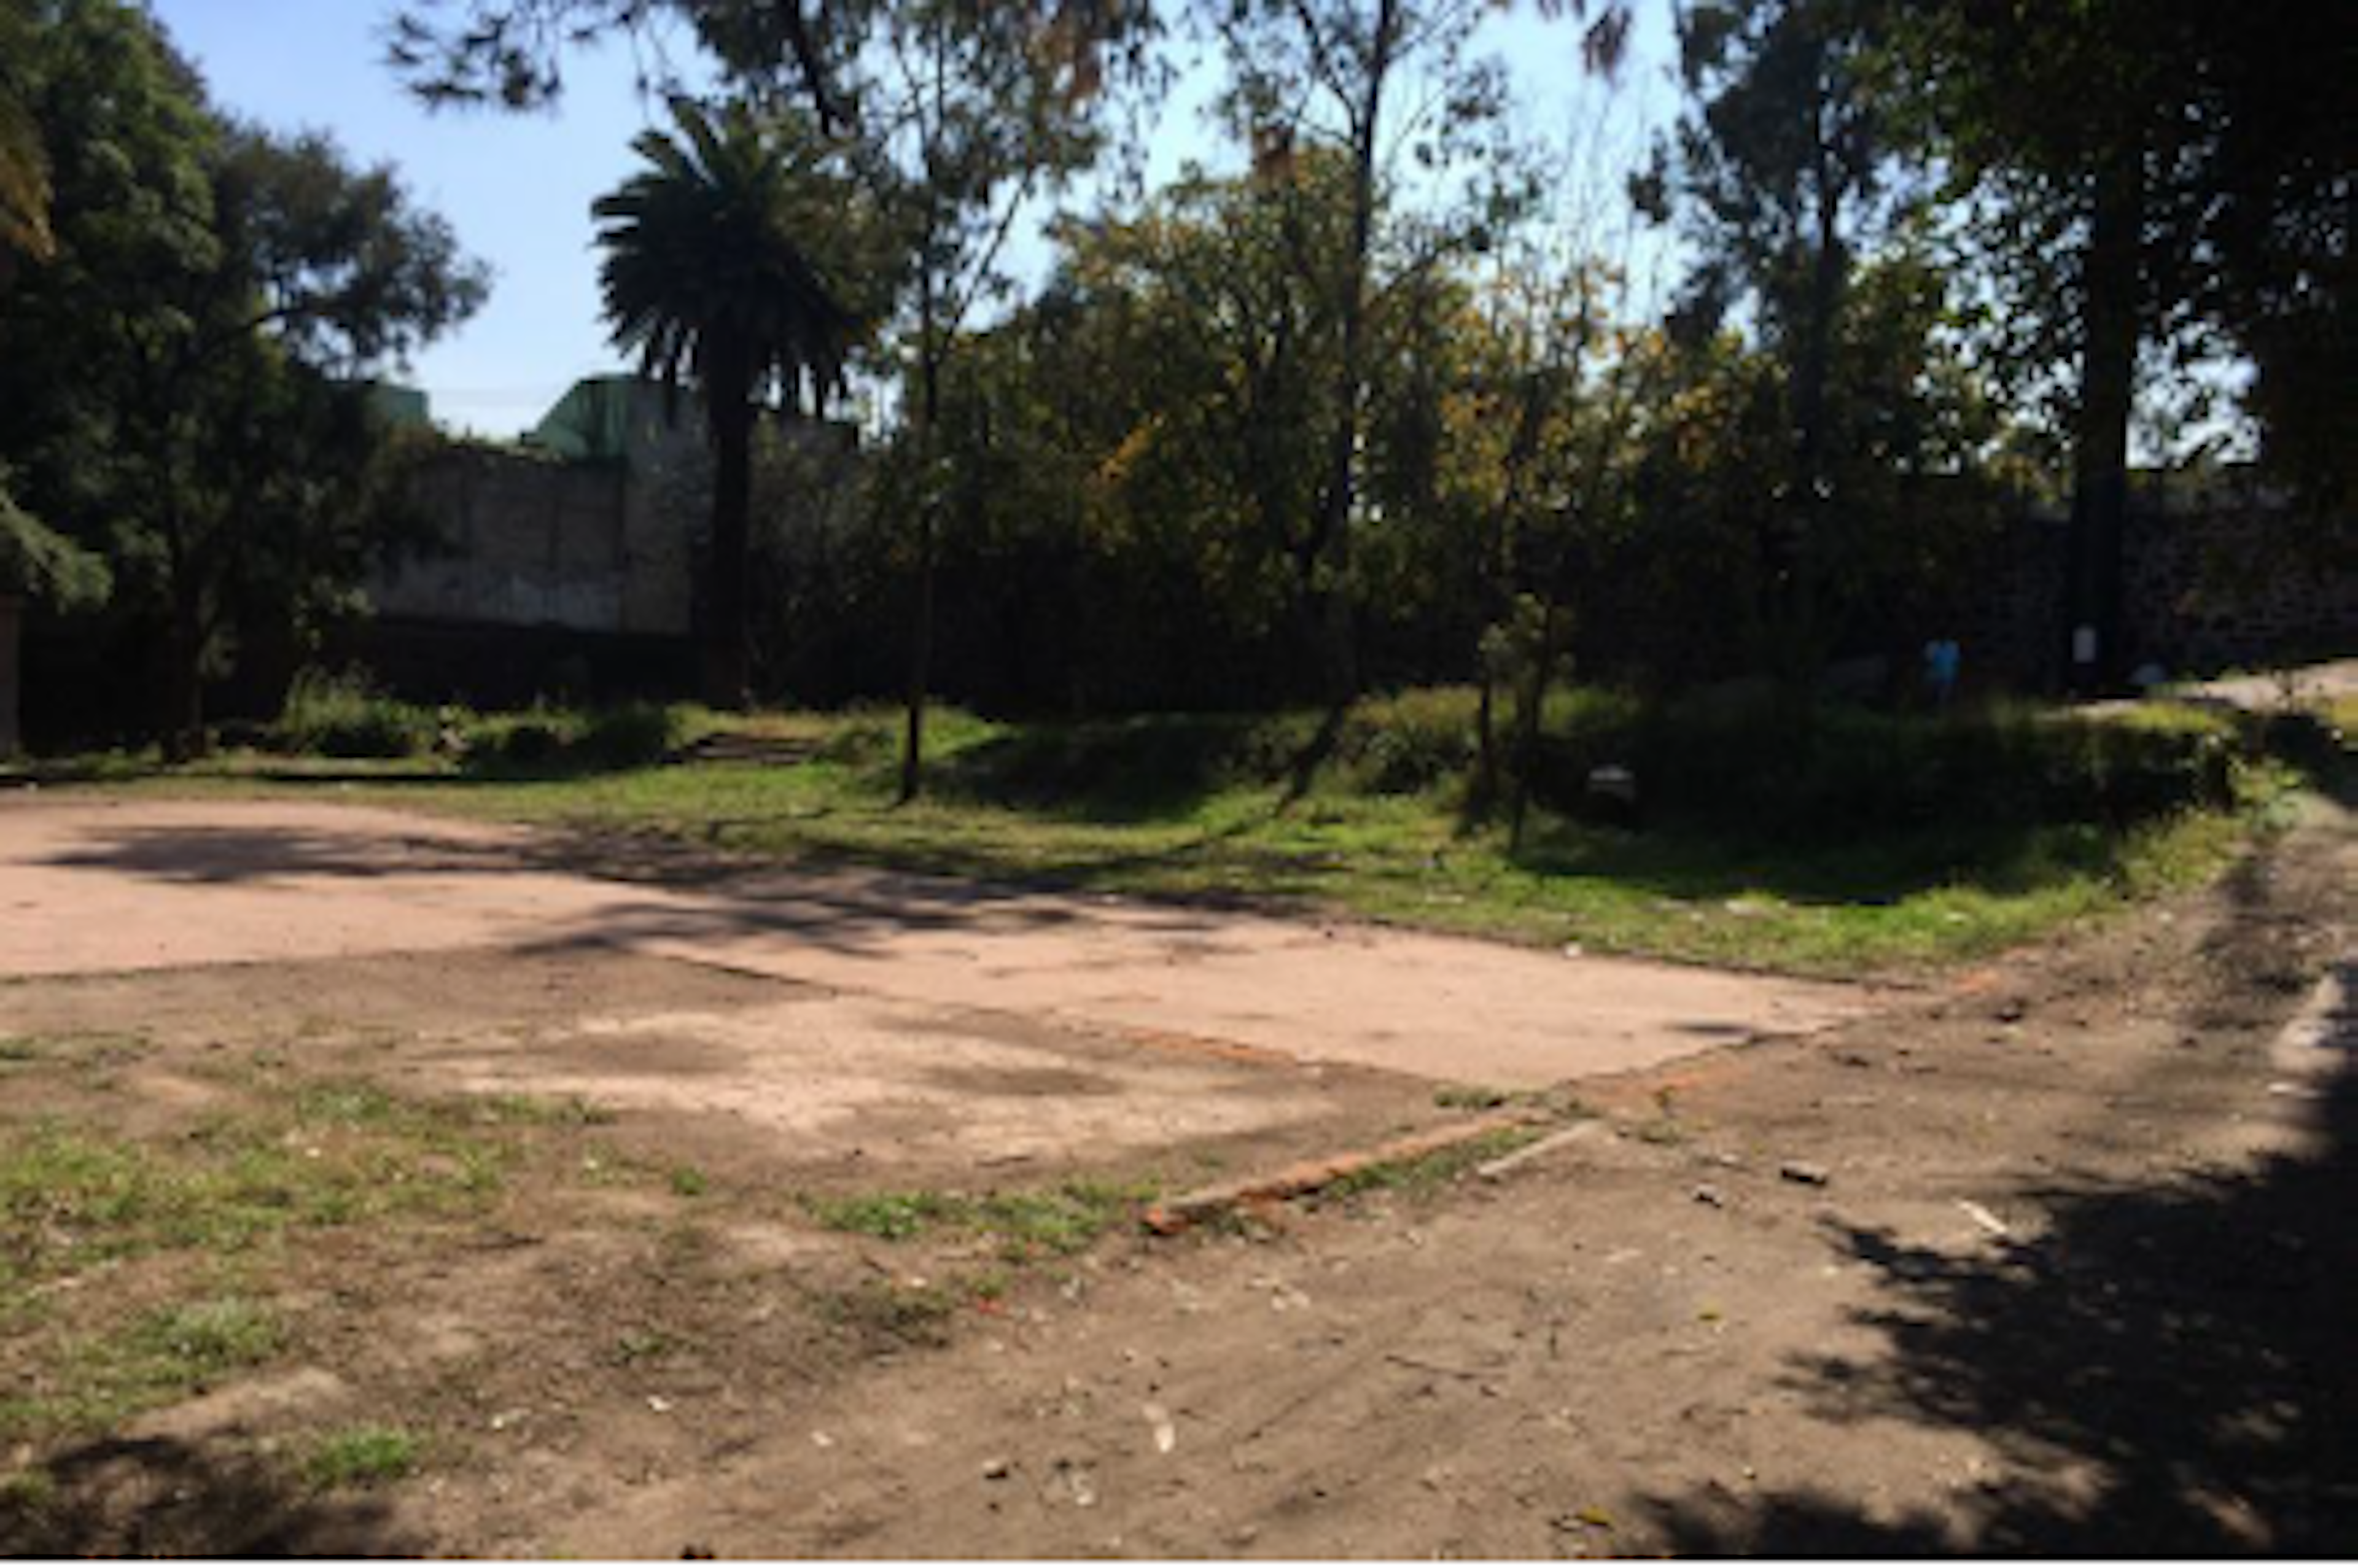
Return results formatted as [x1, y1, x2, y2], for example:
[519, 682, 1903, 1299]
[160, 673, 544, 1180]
[806, 1177, 1159, 1261]
[272, 669, 439, 759]
[0, 466, 105, 609]
[595, 98, 873, 412]
[0, 1, 486, 751]
[0, 1298, 283, 1442]
[304, 1425, 421, 1489]
[1527, 694, 2245, 839]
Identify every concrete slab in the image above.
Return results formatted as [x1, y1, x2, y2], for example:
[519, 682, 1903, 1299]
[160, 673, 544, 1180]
[0, 796, 1878, 1087]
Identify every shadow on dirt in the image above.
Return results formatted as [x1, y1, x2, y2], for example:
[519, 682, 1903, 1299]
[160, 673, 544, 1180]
[0, 1435, 421, 1556]
[1647, 823, 2358, 1554]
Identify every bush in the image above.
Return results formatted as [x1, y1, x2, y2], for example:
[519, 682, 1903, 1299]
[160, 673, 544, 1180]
[1334, 688, 1481, 794]
[577, 702, 680, 768]
[464, 701, 683, 772]
[272, 669, 437, 759]
[1528, 690, 2246, 837]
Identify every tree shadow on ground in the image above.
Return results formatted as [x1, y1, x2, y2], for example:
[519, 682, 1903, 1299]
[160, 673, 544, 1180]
[0, 1434, 421, 1556]
[1504, 813, 2144, 910]
[1647, 851, 2358, 1554]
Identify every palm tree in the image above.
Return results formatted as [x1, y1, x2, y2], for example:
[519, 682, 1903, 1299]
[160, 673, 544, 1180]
[594, 97, 867, 708]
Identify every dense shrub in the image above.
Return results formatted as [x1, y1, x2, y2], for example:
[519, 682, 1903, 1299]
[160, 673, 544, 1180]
[1334, 688, 1481, 794]
[272, 669, 438, 759]
[1530, 692, 2244, 837]
[465, 701, 683, 772]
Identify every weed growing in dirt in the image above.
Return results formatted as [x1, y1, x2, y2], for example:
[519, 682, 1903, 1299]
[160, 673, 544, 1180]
[0, 1465, 58, 1515]
[668, 1166, 710, 1198]
[813, 1277, 970, 1347]
[305, 1424, 422, 1489]
[1320, 1125, 1545, 1203]
[1431, 1084, 1589, 1118]
[0, 1032, 147, 1077]
[610, 1326, 683, 1365]
[1433, 1084, 1516, 1111]
[804, 1178, 1161, 1260]
[803, 1190, 957, 1241]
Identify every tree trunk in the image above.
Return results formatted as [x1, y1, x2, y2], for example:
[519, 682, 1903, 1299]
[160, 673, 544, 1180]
[162, 578, 206, 764]
[898, 515, 936, 805]
[1474, 669, 1499, 808]
[2063, 150, 2142, 695]
[704, 386, 755, 710]
[1772, 48, 1846, 698]
[1506, 595, 1559, 855]
[899, 317, 944, 805]
[1301, 0, 1400, 713]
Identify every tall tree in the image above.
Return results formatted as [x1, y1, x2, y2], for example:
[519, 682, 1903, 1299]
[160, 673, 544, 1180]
[594, 96, 873, 708]
[857, 1, 1149, 801]
[1205, 0, 1627, 711]
[1893, 0, 2354, 687]
[0, 1, 486, 755]
[1639, 0, 1902, 687]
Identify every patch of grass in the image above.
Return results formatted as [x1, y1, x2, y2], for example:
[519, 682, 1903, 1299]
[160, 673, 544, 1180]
[304, 1424, 421, 1490]
[0, 1297, 284, 1442]
[99, 689, 2303, 976]
[1320, 1125, 1544, 1203]
[803, 1178, 1161, 1262]
[803, 1190, 959, 1241]
[477, 1092, 617, 1128]
[667, 1165, 709, 1198]
[0, 1031, 147, 1076]
[0, 1081, 529, 1294]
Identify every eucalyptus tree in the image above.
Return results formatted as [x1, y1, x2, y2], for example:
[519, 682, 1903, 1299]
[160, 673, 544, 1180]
[595, 96, 874, 707]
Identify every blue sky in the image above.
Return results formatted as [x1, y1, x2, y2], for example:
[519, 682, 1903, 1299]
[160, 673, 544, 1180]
[149, 1, 1679, 438]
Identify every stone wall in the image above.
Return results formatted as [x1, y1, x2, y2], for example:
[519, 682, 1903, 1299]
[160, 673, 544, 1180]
[1960, 483, 2356, 688]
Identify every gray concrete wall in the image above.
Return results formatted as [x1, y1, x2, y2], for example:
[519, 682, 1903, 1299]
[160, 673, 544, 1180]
[372, 445, 690, 638]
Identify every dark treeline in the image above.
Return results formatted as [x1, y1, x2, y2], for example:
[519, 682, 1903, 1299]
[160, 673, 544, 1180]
[2, 0, 2349, 775]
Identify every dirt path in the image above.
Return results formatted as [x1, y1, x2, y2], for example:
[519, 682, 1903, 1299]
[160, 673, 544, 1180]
[0, 796, 1873, 1087]
[456, 793, 2358, 1558]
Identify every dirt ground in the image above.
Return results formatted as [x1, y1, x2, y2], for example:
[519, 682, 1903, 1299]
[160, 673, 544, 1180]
[0, 798, 1872, 1086]
[2, 789, 2352, 1556]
